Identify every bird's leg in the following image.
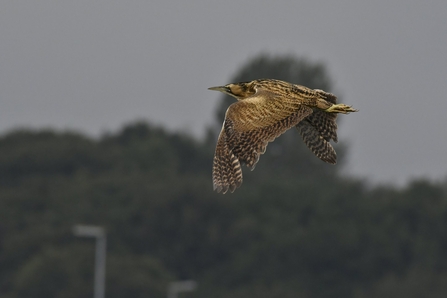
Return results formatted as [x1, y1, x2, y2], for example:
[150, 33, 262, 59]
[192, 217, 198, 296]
[324, 104, 358, 114]
[315, 98, 358, 114]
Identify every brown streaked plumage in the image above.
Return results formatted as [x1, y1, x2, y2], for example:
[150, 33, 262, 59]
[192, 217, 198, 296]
[209, 78, 358, 194]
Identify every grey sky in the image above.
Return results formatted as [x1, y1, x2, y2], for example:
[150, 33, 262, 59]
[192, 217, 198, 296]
[1, 1, 446, 186]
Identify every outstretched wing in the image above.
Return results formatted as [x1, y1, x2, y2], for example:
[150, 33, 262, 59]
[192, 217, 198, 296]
[212, 126, 243, 194]
[296, 120, 337, 164]
[213, 91, 313, 193]
[301, 109, 338, 142]
[304, 90, 338, 142]
[295, 89, 338, 164]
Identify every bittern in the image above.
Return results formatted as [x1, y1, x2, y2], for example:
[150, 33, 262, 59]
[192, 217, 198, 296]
[208, 78, 358, 194]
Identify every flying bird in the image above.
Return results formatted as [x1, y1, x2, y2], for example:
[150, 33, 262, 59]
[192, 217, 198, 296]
[209, 78, 358, 194]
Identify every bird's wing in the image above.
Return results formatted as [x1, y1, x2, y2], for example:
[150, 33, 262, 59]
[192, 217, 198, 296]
[226, 91, 308, 131]
[212, 125, 243, 194]
[296, 120, 337, 164]
[213, 92, 313, 193]
[304, 90, 338, 142]
[296, 89, 338, 163]
[300, 109, 338, 142]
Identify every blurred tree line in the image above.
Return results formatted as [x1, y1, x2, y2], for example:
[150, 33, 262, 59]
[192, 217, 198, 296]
[1, 54, 447, 298]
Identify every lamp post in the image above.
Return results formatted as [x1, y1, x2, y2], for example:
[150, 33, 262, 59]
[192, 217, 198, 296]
[73, 225, 107, 298]
[167, 280, 197, 298]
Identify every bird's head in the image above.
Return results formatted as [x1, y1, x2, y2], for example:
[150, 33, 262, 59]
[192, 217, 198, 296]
[208, 81, 256, 100]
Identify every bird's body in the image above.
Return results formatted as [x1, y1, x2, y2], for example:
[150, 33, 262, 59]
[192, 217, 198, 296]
[209, 79, 357, 194]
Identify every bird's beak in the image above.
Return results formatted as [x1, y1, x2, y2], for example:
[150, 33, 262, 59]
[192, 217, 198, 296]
[208, 86, 230, 93]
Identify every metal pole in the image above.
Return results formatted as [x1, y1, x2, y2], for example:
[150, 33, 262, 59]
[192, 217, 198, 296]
[73, 225, 107, 298]
[94, 232, 106, 298]
[167, 280, 197, 298]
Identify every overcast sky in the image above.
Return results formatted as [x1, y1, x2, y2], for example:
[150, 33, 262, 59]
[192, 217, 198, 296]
[1, 1, 446, 186]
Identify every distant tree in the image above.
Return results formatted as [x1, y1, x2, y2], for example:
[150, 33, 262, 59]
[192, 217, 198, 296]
[355, 266, 447, 298]
[0, 130, 106, 184]
[2, 98, 447, 298]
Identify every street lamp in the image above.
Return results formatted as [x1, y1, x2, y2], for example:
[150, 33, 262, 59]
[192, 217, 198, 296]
[167, 280, 197, 298]
[73, 225, 107, 298]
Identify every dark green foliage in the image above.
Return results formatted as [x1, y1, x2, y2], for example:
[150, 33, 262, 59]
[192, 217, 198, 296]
[1, 55, 447, 297]
[1, 124, 447, 298]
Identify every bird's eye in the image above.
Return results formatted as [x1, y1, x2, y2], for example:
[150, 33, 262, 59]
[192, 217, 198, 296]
[245, 85, 256, 95]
